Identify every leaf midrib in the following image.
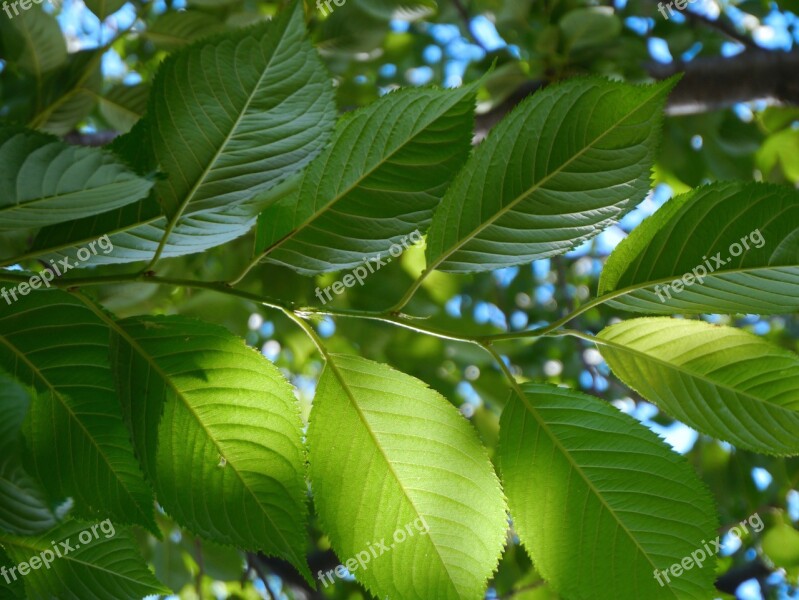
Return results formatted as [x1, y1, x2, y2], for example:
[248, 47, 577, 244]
[604, 264, 799, 302]
[160, 18, 291, 242]
[0, 333, 152, 528]
[324, 355, 461, 597]
[509, 388, 681, 600]
[81, 301, 304, 568]
[264, 86, 474, 258]
[0, 181, 145, 217]
[0, 534, 166, 590]
[595, 326, 799, 418]
[428, 84, 664, 271]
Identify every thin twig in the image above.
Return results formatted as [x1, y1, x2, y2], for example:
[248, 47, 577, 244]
[246, 553, 274, 600]
[452, 0, 488, 51]
[683, 10, 757, 50]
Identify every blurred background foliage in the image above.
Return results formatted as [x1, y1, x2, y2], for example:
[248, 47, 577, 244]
[1, 0, 798, 598]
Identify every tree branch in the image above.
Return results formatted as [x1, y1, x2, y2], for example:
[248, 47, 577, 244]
[63, 130, 120, 147]
[475, 49, 799, 137]
[682, 10, 756, 50]
[648, 49, 799, 115]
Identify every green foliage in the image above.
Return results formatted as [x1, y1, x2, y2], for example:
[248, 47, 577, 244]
[597, 318, 799, 455]
[83, 0, 127, 20]
[109, 315, 310, 580]
[500, 384, 718, 600]
[599, 182, 799, 314]
[255, 85, 476, 274]
[0, 127, 153, 230]
[0, 291, 156, 532]
[353, 0, 438, 20]
[0, 374, 56, 537]
[308, 354, 507, 599]
[0, 1, 798, 598]
[0, 8, 66, 76]
[424, 77, 673, 273]
[0, 522, 169, 599]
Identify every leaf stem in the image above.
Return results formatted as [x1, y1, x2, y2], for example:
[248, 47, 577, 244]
[386, 267, 432, 314]
[0, 270, 612, 346]
[228, 251, 266, 287]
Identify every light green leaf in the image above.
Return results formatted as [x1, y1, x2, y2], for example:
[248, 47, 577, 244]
[598, 182, 799, 315]
[353, 0, 437, 20]
[0, 127, 153, 230]
[597, 317, 799, 455]
[98, 84, 150, 134]
[499, 384, 718, 600]
[425, 77, 674, 273]
[143, 10, 227, 51]
[108, 315, 311, 580]
[0, 7, 66, 76]
[255, 85, 475, 274]
[0, 291, 156, 531]
[762, 520, 799, 568]
[308, 354, 507, 600]
[0, 373, 57, 536]
[83, 0, 126, 20]
[0, 521, 169, 599]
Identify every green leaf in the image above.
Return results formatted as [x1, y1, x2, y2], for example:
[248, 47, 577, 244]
[597, 317, 799, 455]
[762, 521, 799, 568]
[308, 354, 507, 600]
[0, 127, 153, 230]
[132, 0, 335, 222]
[83, 0, 127, 20]
[353, 0, 437, 20]
[499, 384, 718, 600]
[0, 291, 156, 531]
[424, 77, 674, 273]
[0, 7, 66, 76]
[0, 521, 169, 599]
[598, 182, 799, 314]
[98, 84, 150, 134]
[0, 373, 57, 536]
[314, 5, 387, 53]
[255, 85, 475, 274]
[560, 8, 622, 53]
[31, 50, 104, 136]
[24, 198, 260, 267]
[0, 548, 25, 599]
[17, 2, 336, 268]
[108, 315, 311, 580]
[143, 10, 227, 51]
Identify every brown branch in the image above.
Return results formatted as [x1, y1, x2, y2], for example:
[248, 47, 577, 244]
[649, 49, 799, 114]
[452, 0, 488, 51]
[683, 10, 757, 50]
[474, 48, 799, 138]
